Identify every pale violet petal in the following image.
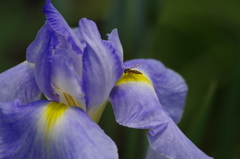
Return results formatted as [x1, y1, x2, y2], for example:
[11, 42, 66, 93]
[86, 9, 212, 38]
[35, 41, 85, 109]
[124, 59, 188, 123]
[145, 146, 169, 159]
[0, 62, 41, 104]
[109, 81, 168, 128]
[79, 18, 123, 118]
[147, 118, 213, 159]
[107, 29, 123, 63]
[109, 75, 211, 159]
[35, 37, 59, 101]
[26, 24, 49, 64]
[51, 49, 85, 109]
[40, 0, 83, 76]
[0, 100, 118, 159]
[43, 0, 83, 53]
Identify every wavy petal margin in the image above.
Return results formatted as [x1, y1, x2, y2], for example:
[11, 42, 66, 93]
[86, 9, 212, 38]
[0, 100, 118, 159]
[109, 70, 212, 159]
[0, 62, 41, 104]
[28, 0, 83, 74]
[147, 118, 213, 159]
[110, 78, 168, 128]
[124, 59, 188, 123]
[43, 0, 83, 54]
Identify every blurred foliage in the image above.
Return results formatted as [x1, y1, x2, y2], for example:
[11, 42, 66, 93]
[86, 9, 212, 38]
[1, 0, 240, 158]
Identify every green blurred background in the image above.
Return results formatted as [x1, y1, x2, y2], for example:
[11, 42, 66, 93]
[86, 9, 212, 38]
[1, 0, 240, 158]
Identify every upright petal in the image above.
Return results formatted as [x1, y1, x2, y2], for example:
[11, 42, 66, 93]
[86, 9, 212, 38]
[0, 100, 118, 159]
[51, 49, 86, 110]
[35, 38, 85, 109]
[34, 36, 58, 101]
[43, 0, 83, 54]
[33, 0, 85, 105]
[107, 29, 123, 63]
[26, 24, 49, 64]
[0, 61, 41, 104]
[28, 0, 83, 76]
[79, 18, 123, 121]
[109, 71, 211, 159]
[124, 59, 188, 123]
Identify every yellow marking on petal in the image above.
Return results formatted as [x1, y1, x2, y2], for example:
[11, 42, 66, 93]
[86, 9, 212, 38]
[116, 71, 152, 86]
[37, 102, 68, 158]
[42, 102, 68, 136]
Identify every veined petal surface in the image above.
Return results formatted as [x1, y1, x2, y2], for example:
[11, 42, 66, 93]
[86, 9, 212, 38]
[109, 74, 168, 128]
[0, 100, 118, 159]
[79, 18, 123, 119]
[43, 0, 83, 53]
[107, 29, 123, 63]
[109, 72, 212, 159]
[0, 61, 41, 104]
[43, 0, 83, 76]
[124, 59, 188, 123]
[51, 49, 85, 109]
[28, 0, 83, 75]
[147, 118, 213, 159]
[35, 38, 85, 107]
[34, 35, 58, 101]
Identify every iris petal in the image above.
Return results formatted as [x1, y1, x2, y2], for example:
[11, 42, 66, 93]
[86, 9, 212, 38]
[79, 18, 123, 120]
[145, 146, 168, 159]
[0, 100, 118, 159]
[51, 49, 85, 109]
[147, 118, 213, 159]
[35, 39, 85, 109]
[35, 36, 59, 101]
[107, 29, 123, 63]
[109, 72, 212, 159]
[0, 61, 41, 104]
[43, 0, 83, 54]
[124, 59, 188, 123]
[29, 0, 83, 75]
[26, 24, 49, 64]
[110, 75, 168, 128]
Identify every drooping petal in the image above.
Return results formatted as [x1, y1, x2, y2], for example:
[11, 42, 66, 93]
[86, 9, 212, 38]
[107, 29, 123, 63]
[147, 118, 213, 159]
[0, 100, 118, 159]
[79, 18, 123, 121]
[145, 146, 168, 159]
[124, 59, 188, 123]
[109, 73, 168, 128]
[0, 61, 41, 104]
[109, 72, 211, 159]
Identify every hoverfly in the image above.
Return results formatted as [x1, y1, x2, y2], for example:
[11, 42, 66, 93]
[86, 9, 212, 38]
[124, 63, 142, 75]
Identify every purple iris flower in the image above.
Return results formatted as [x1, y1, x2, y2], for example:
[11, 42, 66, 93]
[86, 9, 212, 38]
[0, 0, 212, 158]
